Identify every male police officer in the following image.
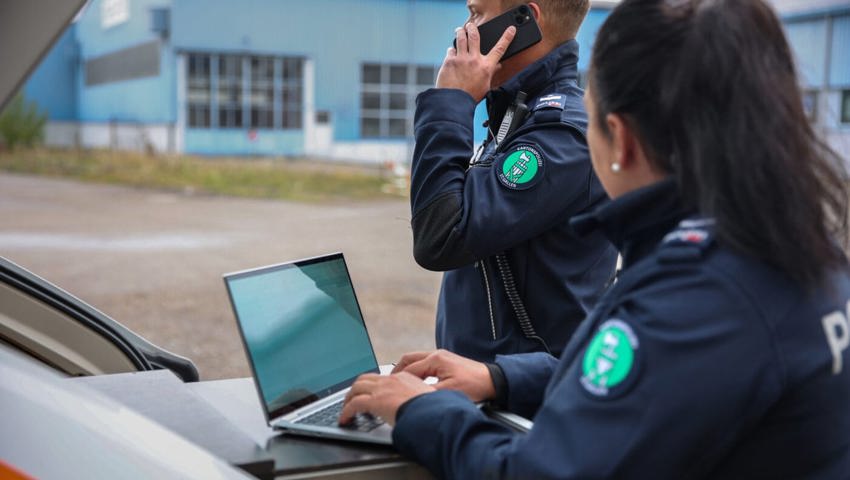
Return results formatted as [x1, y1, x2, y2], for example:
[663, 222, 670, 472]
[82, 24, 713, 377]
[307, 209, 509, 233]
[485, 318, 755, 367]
[410, 0, 617, 361]
[342, 0, 850, 476]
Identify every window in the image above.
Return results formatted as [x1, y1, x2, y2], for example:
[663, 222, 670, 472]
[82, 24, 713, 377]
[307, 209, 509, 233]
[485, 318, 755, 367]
[316, 111, 331, 124]
[360, 63, 437, 138]
[218, 55, 243, 128]
[842, 90, 850, 125]
[186, 53, 303, 130]
[187, 53, 210, 127]
[281, 58, 303, 129]
[250, 56, 274, 129]
[802, 90, 818, 123]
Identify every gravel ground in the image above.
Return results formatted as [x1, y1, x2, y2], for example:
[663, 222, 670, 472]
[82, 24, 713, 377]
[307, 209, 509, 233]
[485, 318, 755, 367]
[0, 172, 441, 379]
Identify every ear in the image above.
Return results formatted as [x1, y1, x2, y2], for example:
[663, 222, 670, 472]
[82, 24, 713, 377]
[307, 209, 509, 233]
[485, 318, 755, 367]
[527, 2, 542, 21]
[605, 113, 639, 171]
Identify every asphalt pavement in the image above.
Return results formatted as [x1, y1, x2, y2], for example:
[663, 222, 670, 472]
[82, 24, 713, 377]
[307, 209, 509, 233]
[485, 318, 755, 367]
[0, 172, 441, 379]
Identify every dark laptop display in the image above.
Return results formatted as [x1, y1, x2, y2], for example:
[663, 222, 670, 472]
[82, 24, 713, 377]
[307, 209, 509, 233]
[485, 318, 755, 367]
[225, 253, 380, 420]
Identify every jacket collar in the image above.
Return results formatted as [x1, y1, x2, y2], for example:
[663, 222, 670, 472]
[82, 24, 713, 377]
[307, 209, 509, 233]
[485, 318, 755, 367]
[485, 40, 580, 136]
[490, 40, 578, 105]
[570, 178, 693, 267]
[498, 39, 580, 99]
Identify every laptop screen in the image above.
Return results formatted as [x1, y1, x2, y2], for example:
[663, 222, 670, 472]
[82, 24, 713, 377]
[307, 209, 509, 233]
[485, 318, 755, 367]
[224, 253, 379, 420]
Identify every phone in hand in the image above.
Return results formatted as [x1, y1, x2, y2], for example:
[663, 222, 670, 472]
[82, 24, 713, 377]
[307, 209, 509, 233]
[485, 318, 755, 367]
[454, 4, 543, 62]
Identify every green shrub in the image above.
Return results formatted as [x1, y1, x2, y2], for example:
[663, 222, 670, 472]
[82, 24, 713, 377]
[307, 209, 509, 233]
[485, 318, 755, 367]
[0, 94, 47, 150]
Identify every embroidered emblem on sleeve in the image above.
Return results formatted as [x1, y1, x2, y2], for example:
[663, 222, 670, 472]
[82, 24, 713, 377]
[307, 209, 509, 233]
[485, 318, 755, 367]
[496, 145, 545, 190]
[581, 319, 641, 398]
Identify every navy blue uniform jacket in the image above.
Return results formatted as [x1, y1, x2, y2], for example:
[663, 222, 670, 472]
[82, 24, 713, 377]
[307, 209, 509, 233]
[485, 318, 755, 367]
[410, 40, 617, 361]
[394, 179, 850, 479]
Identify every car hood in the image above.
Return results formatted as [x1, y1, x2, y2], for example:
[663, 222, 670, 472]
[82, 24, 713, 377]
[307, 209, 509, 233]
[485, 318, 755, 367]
[0, 344, 250, 479]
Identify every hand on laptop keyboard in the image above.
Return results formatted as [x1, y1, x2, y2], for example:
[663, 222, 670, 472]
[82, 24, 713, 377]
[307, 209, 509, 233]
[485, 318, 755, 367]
[298, 401, 384, 432]
[341, 412, 384, 432]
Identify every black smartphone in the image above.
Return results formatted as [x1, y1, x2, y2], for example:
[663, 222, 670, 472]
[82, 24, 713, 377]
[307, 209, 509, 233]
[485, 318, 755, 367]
[453, 4, 542, 61]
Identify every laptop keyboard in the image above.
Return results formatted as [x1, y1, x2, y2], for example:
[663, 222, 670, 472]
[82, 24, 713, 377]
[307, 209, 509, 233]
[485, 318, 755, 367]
[295, 401, 385, 432]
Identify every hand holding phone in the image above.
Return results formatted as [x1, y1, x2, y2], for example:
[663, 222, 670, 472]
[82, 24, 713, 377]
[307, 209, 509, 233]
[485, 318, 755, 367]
[454, 4, 542, 62]
[437, 23, 517, 102]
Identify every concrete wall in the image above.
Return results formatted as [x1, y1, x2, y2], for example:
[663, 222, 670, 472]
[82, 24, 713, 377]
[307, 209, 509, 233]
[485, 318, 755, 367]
[43, 121, 175, 154]
[327, 141, 412, 166]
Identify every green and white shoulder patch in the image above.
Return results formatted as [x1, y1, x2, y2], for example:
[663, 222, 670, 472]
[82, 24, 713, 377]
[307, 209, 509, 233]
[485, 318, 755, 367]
[496, 144, 545, 190]
[580, 319, 641, 398]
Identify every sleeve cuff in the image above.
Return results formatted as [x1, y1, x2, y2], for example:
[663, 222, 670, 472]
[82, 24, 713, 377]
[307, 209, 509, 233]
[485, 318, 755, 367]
[392, 390, 478, 449]
[485, 362, 509, 409]
[414, 88, 478, 127]
[395, 394, 417, 423]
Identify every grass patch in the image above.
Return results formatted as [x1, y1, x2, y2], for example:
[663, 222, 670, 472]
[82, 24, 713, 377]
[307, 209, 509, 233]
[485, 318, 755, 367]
[0, 148, 406, 202]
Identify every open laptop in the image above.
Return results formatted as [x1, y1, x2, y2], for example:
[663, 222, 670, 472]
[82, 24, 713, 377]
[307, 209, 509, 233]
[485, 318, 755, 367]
[223, 252, 393, 445]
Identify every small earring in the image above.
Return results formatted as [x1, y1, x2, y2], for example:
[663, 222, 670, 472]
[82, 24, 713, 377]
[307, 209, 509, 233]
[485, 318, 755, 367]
[611, 163, 621, 173]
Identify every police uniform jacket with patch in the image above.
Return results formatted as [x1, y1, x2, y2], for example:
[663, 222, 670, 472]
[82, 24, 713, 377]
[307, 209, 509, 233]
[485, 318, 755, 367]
[410, 40, 617, 361]
[393, 179, 850, 479]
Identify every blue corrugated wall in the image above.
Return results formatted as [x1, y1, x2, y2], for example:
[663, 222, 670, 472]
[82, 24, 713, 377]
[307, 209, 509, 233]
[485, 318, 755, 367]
[23, 26, 79, 121]
[576, 8, 609, 72]
[75, 0, 175, 123]
[786, 18, 829, 87]
[830, 14, 850, 87]
[785, 12, 850, 89]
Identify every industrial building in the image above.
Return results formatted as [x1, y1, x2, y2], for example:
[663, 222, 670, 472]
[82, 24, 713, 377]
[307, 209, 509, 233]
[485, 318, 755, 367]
[20, 0, 612, 163]
[21, 0, 850, 163]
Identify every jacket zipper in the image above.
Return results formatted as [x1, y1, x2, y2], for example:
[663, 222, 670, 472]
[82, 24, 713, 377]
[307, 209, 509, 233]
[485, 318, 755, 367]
[478, 260, 497, 340]
[471, 122, 586, 344]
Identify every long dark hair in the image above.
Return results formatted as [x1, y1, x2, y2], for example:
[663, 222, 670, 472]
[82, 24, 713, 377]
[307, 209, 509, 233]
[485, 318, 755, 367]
[590, 0, 849, 288]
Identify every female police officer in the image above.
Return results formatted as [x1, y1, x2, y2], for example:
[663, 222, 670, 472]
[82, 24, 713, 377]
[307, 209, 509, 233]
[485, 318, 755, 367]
[339, 0, 850, 477]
